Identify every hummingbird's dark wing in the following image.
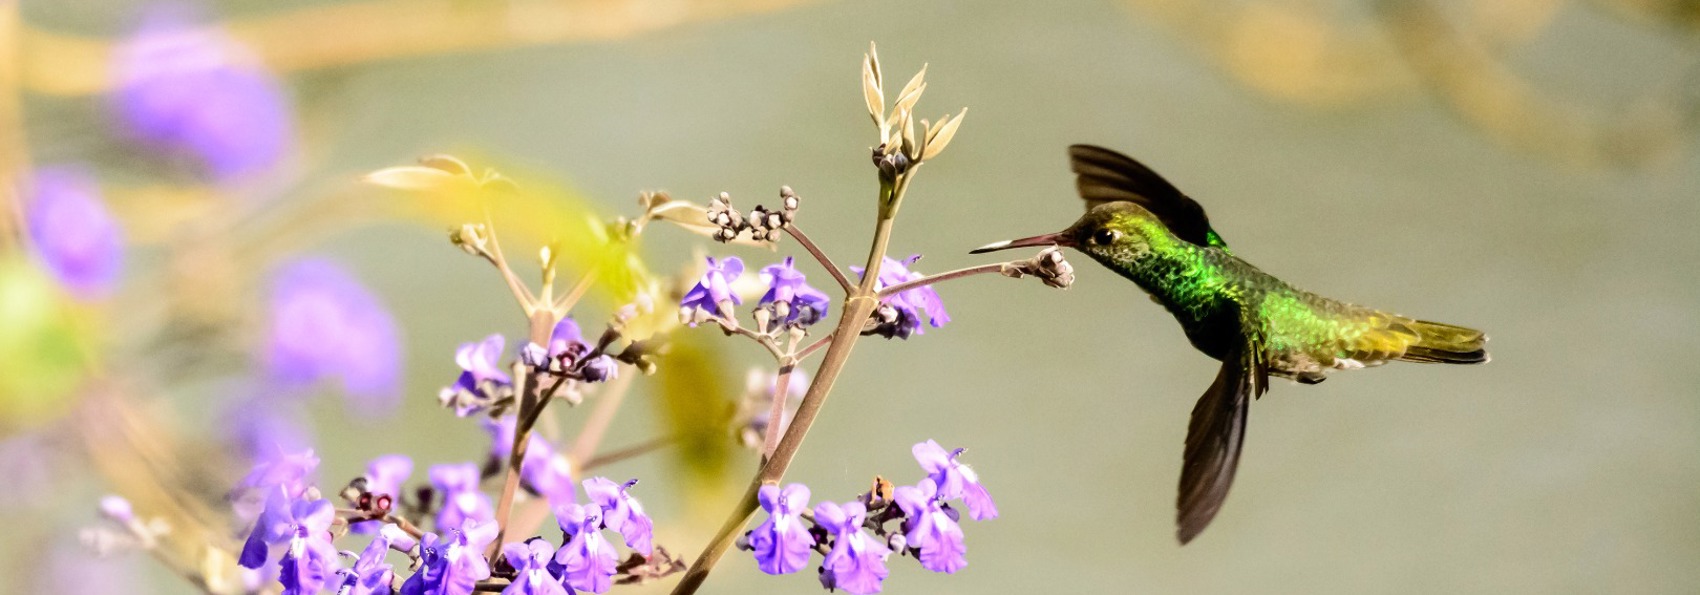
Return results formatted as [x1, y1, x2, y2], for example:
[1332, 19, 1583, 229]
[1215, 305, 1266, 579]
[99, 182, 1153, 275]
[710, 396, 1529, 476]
[1068, 144, 1229, 249]
[1177, 332, 1268, 544]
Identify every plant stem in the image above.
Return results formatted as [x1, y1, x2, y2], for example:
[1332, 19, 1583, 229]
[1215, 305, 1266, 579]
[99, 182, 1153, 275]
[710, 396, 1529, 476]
[795, 331, 835, 360]
[567, 370, 635, 465]
[786, 224, 852, 292]
[671, 186, 901, 595]
[581, 435, 677, 471]
[489, 309, 557, 558]
[759, 364, 796, 461]
[876, 262, 1005, 297]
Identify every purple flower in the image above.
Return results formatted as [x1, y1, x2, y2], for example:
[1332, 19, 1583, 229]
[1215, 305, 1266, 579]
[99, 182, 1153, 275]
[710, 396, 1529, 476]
[23, 166, 122, 299]
[535, 316, 617, 383]
[239, 489, 337, 587]
[483, 417, 575, 507]
[265, 258, 403, 415]
[912, 440, 997, 520]
[439, 334, 512, 416]
[339, 528, 397, 595]
[584, 477, 652, 556]
[678, 256, 743, 325]
[401, 521, 498, 595]
[429, 463, 494, 532]
[893, 479, 967, 574]
[111, 9, 292, 181]
[815, 501, 890, 594]
[352, 455, 413, 534]
[854, 255, 949, 339]
[552, 503, 618, 593]
[238, 448, 320, 500]
[502, 539, 570, 595]
[548, 317, 589, 360]
[749, 483, 813, 575]
[757, 257, 831, 328]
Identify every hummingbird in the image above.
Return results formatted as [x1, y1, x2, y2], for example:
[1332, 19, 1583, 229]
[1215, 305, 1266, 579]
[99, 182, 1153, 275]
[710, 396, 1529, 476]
[972, 145, 1488, 544]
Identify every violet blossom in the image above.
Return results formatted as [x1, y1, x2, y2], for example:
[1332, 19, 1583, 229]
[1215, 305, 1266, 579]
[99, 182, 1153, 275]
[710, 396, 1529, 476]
[238, 488, 338, 590]
[502, 539, 570, 595]
[893, 479, 967, 574]
[678, 256, 743, 325]
[552, 502, 618, 593]
[110, 9, 292, 181]
[265, 258, 403, 414]
[749, 483, 813, 575]
[429, 463, 494, 532]
[542, 316, 617, 382]
[338, 528, 398, 595]
[584, 477, 653, 556]
[757, 257, 831, 328]
[23, 166, 123, 299]
[913, 440, 998, 520]
[401, 520, 498, 595]
[815, 501, 889, 594]
[853, 255, 950, 339]
[439, 334, 512, 416]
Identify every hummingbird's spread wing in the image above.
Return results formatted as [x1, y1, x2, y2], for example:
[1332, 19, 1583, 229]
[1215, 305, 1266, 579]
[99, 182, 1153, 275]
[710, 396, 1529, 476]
[1177, 334, 1268, 544]
[1068, 144, 1229, 249]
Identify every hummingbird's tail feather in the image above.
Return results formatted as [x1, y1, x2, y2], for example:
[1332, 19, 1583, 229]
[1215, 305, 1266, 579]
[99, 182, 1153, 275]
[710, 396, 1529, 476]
[1398, 320, 1490, 364]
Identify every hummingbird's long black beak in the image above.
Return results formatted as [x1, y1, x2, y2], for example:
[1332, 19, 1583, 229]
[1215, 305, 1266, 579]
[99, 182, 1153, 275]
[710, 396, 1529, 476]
[969, 231, 1072, 254]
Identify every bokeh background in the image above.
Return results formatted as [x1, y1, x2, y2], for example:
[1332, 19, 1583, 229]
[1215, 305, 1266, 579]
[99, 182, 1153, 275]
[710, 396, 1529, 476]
[3, 0, 1698, 593]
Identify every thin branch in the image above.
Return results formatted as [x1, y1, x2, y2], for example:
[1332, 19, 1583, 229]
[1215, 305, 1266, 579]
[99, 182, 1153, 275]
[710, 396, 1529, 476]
[795, 331, 835, 360]
[580, 435, 677, 472]
[481, 206, 539, 309]
[760, 364, 796, 461]
[714, 317, 786, 360]
[567, 370, 635, 465]
[786, 225, 853, 293]
[552, 260, 602, 312]
[876, 262, 1005, 298]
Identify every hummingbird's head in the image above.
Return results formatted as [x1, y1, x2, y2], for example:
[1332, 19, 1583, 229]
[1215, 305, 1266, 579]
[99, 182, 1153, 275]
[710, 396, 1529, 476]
[970, 202, 1163, 264]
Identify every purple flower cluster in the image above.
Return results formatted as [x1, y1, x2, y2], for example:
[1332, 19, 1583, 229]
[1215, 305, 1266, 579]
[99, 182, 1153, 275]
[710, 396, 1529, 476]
[110, 9, 293, 181]
[438, 334, 514, 417]
[265, 258, 403, 414]
[855, 255, 950, 339]
[23, 166, 124, 299]
[743, 440, 996, 593]
[680, 256, 833, 332]
[225, 446, 656, 595]
[679, 256, 744, 325]
[757, 257, 831, 328]
[441, 317, 619, 417]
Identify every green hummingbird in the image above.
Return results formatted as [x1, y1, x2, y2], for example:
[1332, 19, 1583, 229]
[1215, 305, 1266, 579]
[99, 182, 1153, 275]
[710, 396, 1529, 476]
[972, 145, 1489, 544]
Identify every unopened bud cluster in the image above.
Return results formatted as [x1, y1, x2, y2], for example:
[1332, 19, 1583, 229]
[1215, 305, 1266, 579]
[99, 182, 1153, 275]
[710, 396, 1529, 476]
[1000, 247, 1075, 289]
[707, 187, 800, 243]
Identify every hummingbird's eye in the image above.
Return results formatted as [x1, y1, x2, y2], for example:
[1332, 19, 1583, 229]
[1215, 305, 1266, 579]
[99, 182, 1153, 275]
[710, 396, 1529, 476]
[1092, 229, 1122, 246]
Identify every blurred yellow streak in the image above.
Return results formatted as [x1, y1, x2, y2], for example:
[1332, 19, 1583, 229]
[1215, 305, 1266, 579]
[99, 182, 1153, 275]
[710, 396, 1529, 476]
[19, 0, 823, 97]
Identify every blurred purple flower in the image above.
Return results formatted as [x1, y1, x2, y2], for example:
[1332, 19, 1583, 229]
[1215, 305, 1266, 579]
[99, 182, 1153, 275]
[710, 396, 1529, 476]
[679, 256, 743, 325]
[502, 539, 569, 595]
[483, 416, 574, 507]
[110, 10, 292, 181]
[429, 463, 494, 532]
[912, 440, 997, 521]
[815, 501, 889, 594]
[224, 396, 314, 468]
[853, 255, 949, 339]
[584, 477, 652, 556]
[893, 479, 966, 573]
[265, 258, 403, 415]
[757, 257, 830, 328]
[23, 166, 123, 299]
[552, 502, 617, 593]
[749, 483, 812, 575]
[238, 448, 320, 500]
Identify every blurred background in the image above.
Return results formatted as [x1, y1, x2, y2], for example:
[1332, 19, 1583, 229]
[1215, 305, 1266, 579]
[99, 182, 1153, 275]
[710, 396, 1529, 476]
[3, 0, 1698, 593]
